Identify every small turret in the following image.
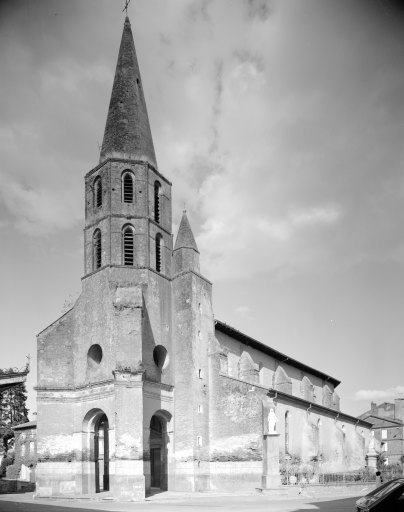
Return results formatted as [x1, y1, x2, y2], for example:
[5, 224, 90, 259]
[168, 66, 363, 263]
[173, 211, 200, 274]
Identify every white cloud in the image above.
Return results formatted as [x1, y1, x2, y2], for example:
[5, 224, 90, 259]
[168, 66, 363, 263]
[290, 206, 341, 227]
[235, 305, 253, 320]
[355, 386, 404, 401]
[0, 178, 81, 236]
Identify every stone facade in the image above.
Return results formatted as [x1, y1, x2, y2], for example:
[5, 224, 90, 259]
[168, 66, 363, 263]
[35, 17, 371, 500]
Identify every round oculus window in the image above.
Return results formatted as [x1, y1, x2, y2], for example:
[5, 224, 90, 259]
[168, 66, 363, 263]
[87, 344, 102, 365]
[153, 345, 169, 370]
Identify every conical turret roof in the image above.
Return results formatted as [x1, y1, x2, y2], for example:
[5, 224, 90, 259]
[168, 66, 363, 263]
[100, 17, 157, 167]
[174, 211, 199, 252]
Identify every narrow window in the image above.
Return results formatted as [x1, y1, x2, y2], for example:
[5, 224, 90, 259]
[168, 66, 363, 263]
[156, 233, 162, 272]
[93, 229, 102, 270]
[94, 177, 102, 208]
[122, 225, 134, 265]
[197, 436, 202, 446]
[122, 171, 134, 203]
[382, 429, 387, 440]
[154, 181, 161, 223]
[285, 411, 290, 454]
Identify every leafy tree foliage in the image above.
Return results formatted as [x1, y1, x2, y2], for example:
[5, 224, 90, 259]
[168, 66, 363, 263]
[0, 381, 29, 454]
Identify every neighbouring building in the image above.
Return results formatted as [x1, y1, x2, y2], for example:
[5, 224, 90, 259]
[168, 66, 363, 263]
[5, 421, 37, 483]
[359, 400, 404, 466]
[35, 17, 372, 500]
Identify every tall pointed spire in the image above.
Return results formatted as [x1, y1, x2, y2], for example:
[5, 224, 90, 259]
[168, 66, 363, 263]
[100, 17, 157, 168]
[174, 211, 200, 275]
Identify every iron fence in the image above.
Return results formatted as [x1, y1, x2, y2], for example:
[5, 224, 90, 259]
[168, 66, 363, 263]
[280, 464, 404, 486]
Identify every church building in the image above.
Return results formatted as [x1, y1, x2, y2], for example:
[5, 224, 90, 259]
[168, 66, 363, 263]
[35, 17, 371, 500]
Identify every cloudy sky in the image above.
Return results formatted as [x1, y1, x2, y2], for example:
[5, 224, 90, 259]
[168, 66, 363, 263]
[1, 0, 404, 418]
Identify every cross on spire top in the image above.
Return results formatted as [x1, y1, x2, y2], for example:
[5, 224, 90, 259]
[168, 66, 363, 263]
[123, 0, 131, 16]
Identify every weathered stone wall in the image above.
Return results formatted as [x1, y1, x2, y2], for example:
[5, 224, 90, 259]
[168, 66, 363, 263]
[274, 400, 368, 472]
[207, 371, 369, 489]
[36, 263, 175, 499]
[208, 360, 264, 491]
[215, 330, 336, 407]
[37, 310, 75, 388]
[172, 271, 214, 491]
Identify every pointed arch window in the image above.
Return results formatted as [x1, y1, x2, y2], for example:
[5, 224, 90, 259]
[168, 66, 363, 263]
[285, 411, 290, 454]
[122, 171, 134, 203]
[93, 229, 102, 270]
[156, 233, 162, 272]
[94, 177, 102, 208]
[122, 225, 135, 266]
[154, 181, 161, 224]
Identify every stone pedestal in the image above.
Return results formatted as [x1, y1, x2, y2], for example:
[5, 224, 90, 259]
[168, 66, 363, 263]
[366, 452, 378, 472]
[262, 433, 281, 489]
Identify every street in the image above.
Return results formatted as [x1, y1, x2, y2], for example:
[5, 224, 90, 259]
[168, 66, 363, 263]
[0, 493, 359, 512]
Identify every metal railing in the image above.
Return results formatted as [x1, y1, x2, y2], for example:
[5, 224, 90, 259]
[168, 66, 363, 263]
[281, 465, 403, 486]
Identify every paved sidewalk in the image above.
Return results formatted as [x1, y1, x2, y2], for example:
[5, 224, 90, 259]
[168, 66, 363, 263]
[0, 490, 359, 512]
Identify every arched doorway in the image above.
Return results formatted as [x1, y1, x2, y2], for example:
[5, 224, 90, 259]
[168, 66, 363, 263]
[94, 414, 109, 493]
[82, 409, 110, 495]
[149, 415, 168, 490]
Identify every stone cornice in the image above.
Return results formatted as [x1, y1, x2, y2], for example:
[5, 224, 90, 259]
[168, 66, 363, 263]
[85, 158, 171, 186]
[35, 377, 173, 394]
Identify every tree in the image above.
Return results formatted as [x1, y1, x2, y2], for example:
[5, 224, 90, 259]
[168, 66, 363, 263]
[0, 381, 29, 454]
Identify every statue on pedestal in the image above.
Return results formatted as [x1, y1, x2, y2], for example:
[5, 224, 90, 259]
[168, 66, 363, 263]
[267, 407, 278, 434]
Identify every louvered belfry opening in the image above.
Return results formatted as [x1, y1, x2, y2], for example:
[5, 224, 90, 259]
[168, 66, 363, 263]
[154, 181, 161, 224]
[123, 172, 134, 203]
[93, 229, 102, 270]
[156, 233, 162, 272]
[123, 225, 134, 265]
[95, 177, 102, 208]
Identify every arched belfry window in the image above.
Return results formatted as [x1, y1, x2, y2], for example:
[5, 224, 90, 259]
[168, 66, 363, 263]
[94, 177, 102, 208]
[156, 233, 163, 272]
[154, 181, 161, 224]
[285, 411, 290, 454]
[122, 225, 135, 266]
[122, 171, 134, 203]
[93, 229, 102, 270]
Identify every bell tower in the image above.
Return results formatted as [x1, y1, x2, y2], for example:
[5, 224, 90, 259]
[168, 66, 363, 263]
[36, 17, 176, 501]
[83, 17, 172, 279]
